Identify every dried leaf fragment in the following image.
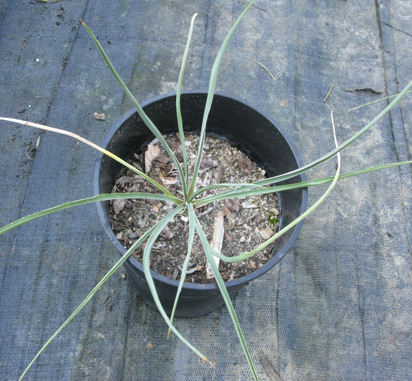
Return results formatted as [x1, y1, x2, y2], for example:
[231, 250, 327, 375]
[237, 154, 255, 174]
[145, 143, 161, 173]
[115, 176, 135, 186]
[224, 199, 240, 213]
[160, 174, 177, 185]
[153, 154, 171, 169]
[200, 155, 219, 169]
[161, 225, 174, 240]
[222, 205, 233, 219]
[112, 199, 127, 214]
[215, 164, 224, 184]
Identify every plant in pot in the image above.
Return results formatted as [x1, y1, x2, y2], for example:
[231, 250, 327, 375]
[1, 0, 411, 379]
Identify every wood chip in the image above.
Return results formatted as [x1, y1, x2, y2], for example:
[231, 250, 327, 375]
[242, 201, 258, 209]
[161, 225, 174, 240]
[201, 172, 212, 187]
[112, 199, 127, 214]
[154, 154, 171, 169]
[155, 154, 170, 164]
[200, 155, 219, 169]
[224, 199, 240, 213]
[160, 174, 177, 185]
[222, 205, 233, 219]
[172, 268, 178, 280]
[116, 176, 135, 185]
[138, 215, 148, 228]
[259, 227, 274, 240]
[93, 112, 106, 121]
[215, 164, 224, 183]
[206, 211, 224, 279]
[145, 143, 161, 173]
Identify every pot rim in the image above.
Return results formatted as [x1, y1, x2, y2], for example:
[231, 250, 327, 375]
[94, 90, 308, 291]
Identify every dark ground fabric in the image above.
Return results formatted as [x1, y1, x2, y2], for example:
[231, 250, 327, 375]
[0, 0, 411, 380]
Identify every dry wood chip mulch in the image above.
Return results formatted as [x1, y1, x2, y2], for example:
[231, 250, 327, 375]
[110, 132, 280, 283]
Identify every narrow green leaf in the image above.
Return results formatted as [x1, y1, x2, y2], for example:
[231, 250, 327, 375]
[203, 112, 342, 264]
[0, 117, 174, 198]
[254, 79, 412, 187]
[188, 182, 263, 202]
[189, 0, 257, 195]
[0, 192, 180, 236]
[19, 224, 157, 380]
[193, 205, 258, 381]
[167, 205, 196, 338]
[194, 160, 412, 208]
[81, 21, 188, 197]
[142, 205, 212, 364]
[348, 89, 412, 112]
[176, 13, 198, 188]
[200, 78, 412, 201]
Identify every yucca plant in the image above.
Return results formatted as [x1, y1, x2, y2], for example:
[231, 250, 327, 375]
[1, 0, 411, 379]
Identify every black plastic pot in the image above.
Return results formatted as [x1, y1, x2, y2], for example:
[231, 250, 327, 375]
[94, 92, 308, 317]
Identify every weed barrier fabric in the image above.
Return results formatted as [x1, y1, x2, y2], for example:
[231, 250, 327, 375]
[0, 1, 411, 380]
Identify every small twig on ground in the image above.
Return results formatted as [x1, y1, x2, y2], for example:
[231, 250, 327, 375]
[211, 361, 218, 381]
[323, 84, 335, 103]
[25, 143, 33, 161]
[196, 206, 215, 217]
[344, 88, 382, 94]
[252, 4, 267, 11]
[102, 295, 110, 305]
[347, 89, 412, 112]
[379, 19, 412, 37]
[253, 59, 276, 82]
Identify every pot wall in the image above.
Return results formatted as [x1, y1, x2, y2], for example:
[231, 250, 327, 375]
[94, 92, 307, 317]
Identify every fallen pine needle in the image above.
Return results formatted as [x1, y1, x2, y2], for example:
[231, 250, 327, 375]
[253, 59, 276, 82]
[323, 84, 335, 103]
